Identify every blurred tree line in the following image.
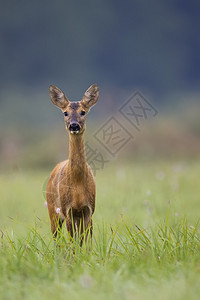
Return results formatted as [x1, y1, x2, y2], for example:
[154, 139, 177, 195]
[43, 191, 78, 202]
[0, 0, 200, 99]
[0, 0, 200, 170]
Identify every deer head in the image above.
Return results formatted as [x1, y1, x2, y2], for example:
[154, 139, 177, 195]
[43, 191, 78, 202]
[49, 84, 99, 135]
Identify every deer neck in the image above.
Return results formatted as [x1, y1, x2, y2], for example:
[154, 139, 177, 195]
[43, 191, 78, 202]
[68, 133, 87, 181]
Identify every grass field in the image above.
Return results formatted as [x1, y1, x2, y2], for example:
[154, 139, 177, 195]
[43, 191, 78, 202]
[0, 159, 200, 300]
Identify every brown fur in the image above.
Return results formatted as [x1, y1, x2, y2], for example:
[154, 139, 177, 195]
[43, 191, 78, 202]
[46, 84, 99, 243]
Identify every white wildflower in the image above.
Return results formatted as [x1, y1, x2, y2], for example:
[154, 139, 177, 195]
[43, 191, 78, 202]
[56, 207, 61, 214]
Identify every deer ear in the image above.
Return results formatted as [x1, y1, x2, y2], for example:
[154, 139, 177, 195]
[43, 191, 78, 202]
[81, 84, 99, 108]
[49, 85, 69, 109]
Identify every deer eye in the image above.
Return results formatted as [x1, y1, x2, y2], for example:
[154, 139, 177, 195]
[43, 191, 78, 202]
[80, 111, 85, 116]
[64, 112, 68, 117]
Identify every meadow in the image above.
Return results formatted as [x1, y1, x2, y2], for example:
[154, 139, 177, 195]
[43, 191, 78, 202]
[0, 158, 200, 300]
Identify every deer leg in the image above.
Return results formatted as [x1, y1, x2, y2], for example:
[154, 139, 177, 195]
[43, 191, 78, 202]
[66, 218, 74, 240]
[51, 215, 64, 239]
[66, 207, 93, 246]
[76, 216, 85, 247]
[84, 218, 93, 245]
[88, 218, 93, 240]
[77, 217, 93, 247]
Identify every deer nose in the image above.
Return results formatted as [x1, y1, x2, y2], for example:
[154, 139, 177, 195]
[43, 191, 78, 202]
[69, 122, 80, 132]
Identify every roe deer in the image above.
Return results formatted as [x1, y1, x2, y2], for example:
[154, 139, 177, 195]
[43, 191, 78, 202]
[46, 84, 99, 244]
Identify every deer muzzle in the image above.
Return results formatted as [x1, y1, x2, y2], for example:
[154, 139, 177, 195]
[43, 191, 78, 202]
[69, 122, 80, 134]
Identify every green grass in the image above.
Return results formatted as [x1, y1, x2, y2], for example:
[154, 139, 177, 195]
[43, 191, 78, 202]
[0, 159, 200, 300]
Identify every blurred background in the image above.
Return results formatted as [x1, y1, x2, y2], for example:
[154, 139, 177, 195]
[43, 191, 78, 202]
[0, 0, 200, 171]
